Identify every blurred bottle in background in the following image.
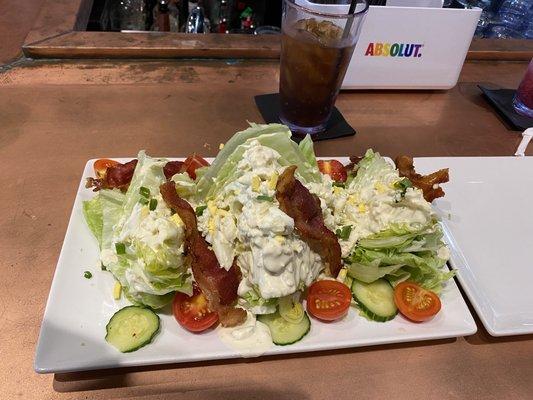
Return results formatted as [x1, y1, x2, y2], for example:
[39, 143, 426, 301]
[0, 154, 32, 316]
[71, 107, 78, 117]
[457, 0, 533, 38]
[101, 0, 154, 31]
[98, 0, 279, 34]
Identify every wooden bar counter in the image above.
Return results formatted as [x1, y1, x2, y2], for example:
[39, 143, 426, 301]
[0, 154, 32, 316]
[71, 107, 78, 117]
[1, 52, 533, 399]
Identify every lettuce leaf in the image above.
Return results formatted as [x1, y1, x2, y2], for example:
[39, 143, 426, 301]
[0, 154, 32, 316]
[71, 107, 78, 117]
[116, 150, 167, 236]
[347, 149, 397, 192]
[196, 123, 320, 200]
[82, 196, 103, 246]
[99, 189, 125, 251]
[346, 225, 453, 292]
[241, 288, 278, 315]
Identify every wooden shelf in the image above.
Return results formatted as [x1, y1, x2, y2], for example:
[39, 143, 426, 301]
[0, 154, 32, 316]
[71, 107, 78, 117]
[22, 0, 533, 60]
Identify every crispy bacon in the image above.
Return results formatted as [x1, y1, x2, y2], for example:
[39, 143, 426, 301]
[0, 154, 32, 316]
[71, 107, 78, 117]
[163, 161, 185, 180]
[275, 166, 342, 277]
[160, 181, 246, 327]
[85, 159, 138, 192]
[395, 156, 449, 202]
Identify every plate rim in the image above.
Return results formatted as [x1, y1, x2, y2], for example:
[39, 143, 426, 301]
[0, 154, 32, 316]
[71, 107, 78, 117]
[34, 156, 478, 374]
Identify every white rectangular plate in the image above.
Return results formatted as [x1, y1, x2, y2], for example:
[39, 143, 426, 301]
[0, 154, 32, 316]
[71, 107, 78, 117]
[416, 157, 533, 337]
[34, 157, 476, 374]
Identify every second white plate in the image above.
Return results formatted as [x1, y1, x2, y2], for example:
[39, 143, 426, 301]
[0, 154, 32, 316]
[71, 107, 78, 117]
[416, 157, 533, 337]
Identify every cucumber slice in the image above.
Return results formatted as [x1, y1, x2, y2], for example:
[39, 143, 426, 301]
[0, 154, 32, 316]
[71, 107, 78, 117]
[258, 311, 311, 346]
[351, 279, 398, 322]
[278, 296, 305, 324]
[105, 306, 160, 352]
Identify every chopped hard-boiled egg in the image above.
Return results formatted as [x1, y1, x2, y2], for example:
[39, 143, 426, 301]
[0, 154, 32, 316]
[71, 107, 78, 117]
[251, 175, 261, 192]
[113, 282, 122, 300]
[374, 182, 387, 194]
[170, 213, 183, 226]
[268, 172, 279, 190]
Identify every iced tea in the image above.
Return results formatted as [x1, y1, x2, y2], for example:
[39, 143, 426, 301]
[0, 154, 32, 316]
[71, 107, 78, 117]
[279, 18, 355, 134]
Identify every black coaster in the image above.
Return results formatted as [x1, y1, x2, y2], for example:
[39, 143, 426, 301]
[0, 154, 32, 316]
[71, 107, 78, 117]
[479, 86, 533, 131]
[254, 93, 356, 142]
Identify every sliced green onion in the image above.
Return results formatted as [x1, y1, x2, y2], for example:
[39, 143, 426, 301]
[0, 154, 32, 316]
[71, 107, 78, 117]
[83, 271, 93, 279]
[101, 263, 107, 271]
[333, 181, 345, 188]
[115, 242, 126, 255]
[256, 195, 274, 202]
[149, 198, 158, 211]
[139, 197, 149, 205]
[195, 205, 207, 216]
[336, 225, 352, 240]
[395, 178, 412, 194]
[139, 186, 150, 198]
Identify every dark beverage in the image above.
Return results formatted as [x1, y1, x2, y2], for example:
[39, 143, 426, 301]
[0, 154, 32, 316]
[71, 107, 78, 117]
[280, 18, 355, 134]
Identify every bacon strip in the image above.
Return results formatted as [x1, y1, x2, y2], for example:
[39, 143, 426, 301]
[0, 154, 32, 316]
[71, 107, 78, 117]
[275, 166, 342, 277]
[395, 155, 449, 202]
[160, 181, 246, 327]
[163, 161, 185, 180]
[86, 160, 138, 192]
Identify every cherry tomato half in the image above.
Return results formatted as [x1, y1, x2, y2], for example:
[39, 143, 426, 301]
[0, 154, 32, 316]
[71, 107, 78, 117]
[317, 160, 347, 183]
[306, 280, 352, 321]
[183, 154, 210, 180]
[93, 159, 119, 179]
[172, 285, 219, 332]
[394, 282, 441, 322]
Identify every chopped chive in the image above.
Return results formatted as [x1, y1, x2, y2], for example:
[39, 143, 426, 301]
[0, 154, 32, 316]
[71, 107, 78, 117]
[149, 198, 158, 211]
[395, 178, 412, 193]
[139, 197, 149, 205]
[335, 225, 352, 240]
[333, 182, 345, 188]
[115, 242, 126, 255]
[195, 205, 207, 216]
[84, 271, 93, 279]
[256, 195, 274, 202]
[139, 186, 150, 198]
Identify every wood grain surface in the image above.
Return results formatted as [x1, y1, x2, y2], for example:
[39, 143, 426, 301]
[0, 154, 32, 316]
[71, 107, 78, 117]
[1, 59, 532, 400]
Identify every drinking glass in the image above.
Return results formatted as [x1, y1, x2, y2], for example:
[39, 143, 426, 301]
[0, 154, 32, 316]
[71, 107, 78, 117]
[279, 0, 369, 136]
[513, 59, 533, 118]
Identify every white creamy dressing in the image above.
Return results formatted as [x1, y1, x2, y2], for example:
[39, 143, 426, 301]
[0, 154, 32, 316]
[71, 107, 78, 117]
[308, 158, 437, 258]
[217, 311, 273, 357]
[198, 140, 324, 300]
[105, 187, 187, 295]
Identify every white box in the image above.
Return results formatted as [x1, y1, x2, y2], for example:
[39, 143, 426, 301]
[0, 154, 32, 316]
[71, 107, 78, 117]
[295, 2, 481, 90]
[344, 6, 481, 89]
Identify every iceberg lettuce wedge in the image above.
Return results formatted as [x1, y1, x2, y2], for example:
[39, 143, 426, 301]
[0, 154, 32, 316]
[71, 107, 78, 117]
[83, 151, 192, 309]
[196, 123, 320, 200]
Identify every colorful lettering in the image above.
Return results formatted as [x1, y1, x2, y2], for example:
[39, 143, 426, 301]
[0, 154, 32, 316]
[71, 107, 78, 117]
[383, 43, 390, 56]
[390, 43, 399, 57]
[398, 43, 404, 57]
[404, 44, 414, 57]
[364, 42, 424, 58]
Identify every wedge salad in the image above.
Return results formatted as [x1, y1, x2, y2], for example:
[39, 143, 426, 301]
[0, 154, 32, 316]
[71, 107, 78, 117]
[83, 123, 452, 353]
